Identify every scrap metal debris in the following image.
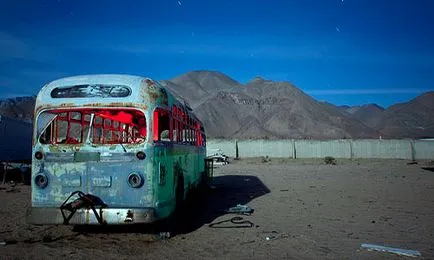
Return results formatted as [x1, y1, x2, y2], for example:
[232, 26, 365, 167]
[60, 191, 108, 225]
[208, 216, 254, 228]
[225, 204, 254, 215]
[360, 243, 421, 258]
[207, 152, 230, 166]
[209, 204, 255, 228]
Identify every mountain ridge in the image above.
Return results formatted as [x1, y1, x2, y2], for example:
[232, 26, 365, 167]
[1, 71, 433, 139]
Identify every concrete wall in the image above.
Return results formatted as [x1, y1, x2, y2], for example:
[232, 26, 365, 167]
[295, 140, 351, 158]
[414, 140, 434, 160]
[351, 139, 413, 159]
[238, 139, 295, 158]
[207, 139, 434, 160]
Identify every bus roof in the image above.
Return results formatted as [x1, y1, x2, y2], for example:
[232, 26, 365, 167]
[34, 74, 203, 125]
[47, 74, 145, 87]
[35, 74, 166, 113]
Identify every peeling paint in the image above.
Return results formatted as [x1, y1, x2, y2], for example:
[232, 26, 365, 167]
[29, 74, 207, 225]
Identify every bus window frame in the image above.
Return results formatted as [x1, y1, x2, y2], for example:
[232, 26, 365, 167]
[153, 107, 171, 143]
[37, 109, 145, 145]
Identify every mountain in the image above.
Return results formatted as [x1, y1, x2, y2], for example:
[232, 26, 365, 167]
[374, 92, 434, 139]
[336, 104, 385, 128]
[0, 96, 35, 123]
[165, 71, 378, 139]
[0, 71, 433, 139]
[161, 70, 243, 108]
[351, 104, 385, 128]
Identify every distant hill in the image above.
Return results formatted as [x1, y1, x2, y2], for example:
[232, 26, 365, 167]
[162, 70, 243, 107]
[0, 71, 433, 139]
[165, 71, 378, 139]
[0, 96, 35, 123]
[374, 92, 434, 139]
[337, 104, 385, 128]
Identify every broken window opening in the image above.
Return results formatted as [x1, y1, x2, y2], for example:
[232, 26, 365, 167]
[153, 108, 171, 142]
[170, 105, 203, 146]
[38, 109, 145, 145]
[51, 84, 131, 98]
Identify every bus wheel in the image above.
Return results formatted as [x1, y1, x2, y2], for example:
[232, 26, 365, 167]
[159, 174, 184, 239]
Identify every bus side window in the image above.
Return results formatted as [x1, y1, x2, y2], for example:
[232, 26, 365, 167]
[153, 108, 170, 142]
[172, 105, 180, 143]
[161, 130, 170, 141]
[172, 129, 177, 142]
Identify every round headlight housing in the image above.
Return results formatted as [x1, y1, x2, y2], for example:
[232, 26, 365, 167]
[136, 151, 146, 160]
[34, 151, 44, 160]
[34, 174, 48, 188]
[128, 172, 144, 188]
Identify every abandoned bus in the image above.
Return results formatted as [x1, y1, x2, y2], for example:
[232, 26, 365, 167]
[27, 74, 208, 227]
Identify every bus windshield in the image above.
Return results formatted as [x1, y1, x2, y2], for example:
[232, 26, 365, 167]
[37, 109, 146, 145]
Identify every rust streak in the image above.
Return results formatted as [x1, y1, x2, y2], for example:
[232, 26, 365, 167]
[149, 92, 159, 101]
[145, 79, 154, 86]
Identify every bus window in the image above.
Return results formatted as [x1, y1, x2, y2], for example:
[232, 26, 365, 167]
[38, 109, 145, 144]
[153, 108, 170, 142]
[172, 107, 178, 142]
[55, 113, 82, 144]
[92, 111, 143, 144]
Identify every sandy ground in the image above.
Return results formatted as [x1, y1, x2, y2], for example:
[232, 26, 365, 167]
[1, 158, 434, 259]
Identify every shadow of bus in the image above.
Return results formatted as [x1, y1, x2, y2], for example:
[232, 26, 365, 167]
[72, 175, 270, 236]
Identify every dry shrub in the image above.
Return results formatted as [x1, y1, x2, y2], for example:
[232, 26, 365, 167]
[324, 156, 337, 165]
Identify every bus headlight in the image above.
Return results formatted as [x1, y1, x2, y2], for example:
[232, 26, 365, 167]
[34, 151, 44, 160]
[34, 174, 48, 188]
[128, 172, 144, 188]
[136, 151, 146, 160]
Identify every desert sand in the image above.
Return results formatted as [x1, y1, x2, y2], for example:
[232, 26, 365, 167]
[1, 159, 433, 259]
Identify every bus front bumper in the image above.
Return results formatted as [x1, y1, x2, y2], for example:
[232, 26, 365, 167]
[27, 207, 157, 225]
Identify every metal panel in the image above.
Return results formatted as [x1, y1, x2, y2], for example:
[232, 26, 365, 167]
[295, 140, 351, 158]
[238, 139, 294, 158]
[205, 139, 433, 160]
[414, 140, 434, 160]
[352, 139, 412, 159]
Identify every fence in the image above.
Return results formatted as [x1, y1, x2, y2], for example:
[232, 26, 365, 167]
[207, 139, 434, 160]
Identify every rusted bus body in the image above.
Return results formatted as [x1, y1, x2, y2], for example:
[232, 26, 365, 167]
[27, 74, 207, 225]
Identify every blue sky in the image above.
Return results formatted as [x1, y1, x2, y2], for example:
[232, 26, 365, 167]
[0, 0, 433, 108]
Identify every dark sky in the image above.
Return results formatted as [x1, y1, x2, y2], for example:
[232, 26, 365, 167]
[1, 0, 433, 107]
